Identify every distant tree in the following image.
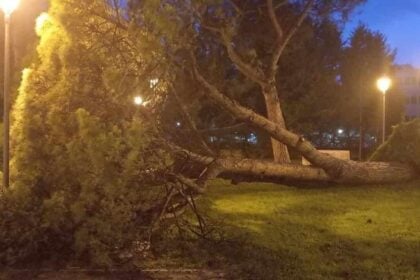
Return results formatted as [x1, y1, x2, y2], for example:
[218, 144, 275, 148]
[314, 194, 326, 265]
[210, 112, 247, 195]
[280, 19, 343, 146]
[340, 24, 404, 159]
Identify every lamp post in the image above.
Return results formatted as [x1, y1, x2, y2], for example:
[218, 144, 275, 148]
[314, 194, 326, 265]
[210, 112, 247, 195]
[376, 76, 392, 144]
[1, 0, 20, 188]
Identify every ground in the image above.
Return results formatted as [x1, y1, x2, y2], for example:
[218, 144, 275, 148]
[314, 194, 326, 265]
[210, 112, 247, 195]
[157, 179, 420, 279]
[1, 179, 419, 279]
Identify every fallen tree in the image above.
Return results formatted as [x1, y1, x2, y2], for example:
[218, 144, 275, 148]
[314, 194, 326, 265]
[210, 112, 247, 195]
[55, 1, 417, 187]
[127, 0, 419, 185]
[67, 0, 417, 186]
[160, 0, 419, 184]
[176, 145, 416, 184]
[187, 56, 418, 184]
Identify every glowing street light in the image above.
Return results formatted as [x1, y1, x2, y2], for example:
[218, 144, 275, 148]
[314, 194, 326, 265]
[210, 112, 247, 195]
[376, 76, 392, 144]
[377, 76, 392, 95]
[1, 0, 20, 188]
[0, 0, 20, 17]
[134, 96, 144, 106]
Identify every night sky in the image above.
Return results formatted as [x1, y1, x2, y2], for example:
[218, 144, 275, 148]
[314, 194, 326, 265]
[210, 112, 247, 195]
[344, 0, 420, 67]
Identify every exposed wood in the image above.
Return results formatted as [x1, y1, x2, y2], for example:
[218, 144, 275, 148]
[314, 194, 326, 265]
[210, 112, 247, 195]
[263, 85, 291, 163]
[191, 55, 418, 183]
[177, 146, 330, 181]
[176, 145, 416, 184]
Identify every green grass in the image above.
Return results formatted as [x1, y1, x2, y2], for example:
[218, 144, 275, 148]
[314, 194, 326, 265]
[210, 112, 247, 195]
[157, 179, 420, 279]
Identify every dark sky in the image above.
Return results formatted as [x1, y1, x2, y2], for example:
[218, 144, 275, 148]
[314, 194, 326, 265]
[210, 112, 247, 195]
[344, 0, 420, 67]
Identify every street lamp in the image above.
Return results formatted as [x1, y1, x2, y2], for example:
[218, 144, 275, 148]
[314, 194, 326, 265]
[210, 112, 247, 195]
[134, 96, 144, 106]
[1, 0, 19, 16]
[1, 0, 20, 188]
[376, 76, 392, 144]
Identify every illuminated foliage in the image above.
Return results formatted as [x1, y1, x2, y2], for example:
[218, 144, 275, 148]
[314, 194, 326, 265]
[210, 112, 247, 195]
[0, 0, 171, 266]
[371, 119, 420, 170]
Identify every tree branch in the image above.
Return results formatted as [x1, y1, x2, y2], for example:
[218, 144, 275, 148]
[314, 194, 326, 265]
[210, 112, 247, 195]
[220, 29, 268, 86]
[199, 21, 268, 86]
[274, 0, 289, 10]
[190, 52, 418, 183]
[175, 143, 331, 182]
[270, 0, 315, 78]
[171, 85, 215, 156]
[190, 51, 345, 177]
[267, 0, 284, 41]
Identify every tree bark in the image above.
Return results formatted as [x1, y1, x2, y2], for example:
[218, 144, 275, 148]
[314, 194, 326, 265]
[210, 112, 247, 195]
[177, 146, 415, 184]
[263, 85, 291, 163]
[191, 61, 419, 184]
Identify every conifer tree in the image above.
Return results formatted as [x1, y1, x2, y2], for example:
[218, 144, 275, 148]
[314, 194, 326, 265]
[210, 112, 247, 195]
[1, 0, 170, 266]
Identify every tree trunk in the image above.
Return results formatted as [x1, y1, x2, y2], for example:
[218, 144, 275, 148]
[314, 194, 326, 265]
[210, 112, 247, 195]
[177, 146, 415, 184]
[191, 66, 419, 184]
[263, 85, 290, 163]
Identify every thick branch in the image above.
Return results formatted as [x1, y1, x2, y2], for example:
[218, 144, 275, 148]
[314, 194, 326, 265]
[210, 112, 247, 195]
[178, 146, 331, 181]
[195, 4, 266, 86]
[190, 54, 418, 183]
[218, 29, 268, 86]
[191, 52, 340, 172]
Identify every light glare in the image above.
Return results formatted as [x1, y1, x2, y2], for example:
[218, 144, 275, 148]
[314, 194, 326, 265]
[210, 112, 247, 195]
[149, 78, 159, 89]
[0, 0, 20, 16]
[35, 12, 50, 36]
[377, 76, 392, 94]
[134, 96, 143, 106]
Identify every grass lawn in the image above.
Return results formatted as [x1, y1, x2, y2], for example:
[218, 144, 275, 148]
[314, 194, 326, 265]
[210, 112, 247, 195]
[158, 179, 420, 279]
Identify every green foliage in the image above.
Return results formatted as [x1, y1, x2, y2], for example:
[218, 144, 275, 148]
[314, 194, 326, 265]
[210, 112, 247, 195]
[131, 0, 371, 154]
[371, 119, 420, 170]
[157, 179, 420, 279]
[0, 0, 171, 267]
[340, 25, 403, 138]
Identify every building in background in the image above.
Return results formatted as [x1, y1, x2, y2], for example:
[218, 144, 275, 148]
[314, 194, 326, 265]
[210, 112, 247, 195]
[395, 65, 420, 120]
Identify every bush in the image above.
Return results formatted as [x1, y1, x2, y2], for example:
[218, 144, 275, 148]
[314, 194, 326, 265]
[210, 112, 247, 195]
[0, 110, 171, 267]
[370, 119, 420, 170]
[0, 0, 172, 267]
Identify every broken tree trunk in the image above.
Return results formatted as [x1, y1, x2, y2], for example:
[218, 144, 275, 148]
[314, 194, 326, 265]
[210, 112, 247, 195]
[263, 84, 291, 164]
[177, 146, 415, 184]
[191, 61, 419, 184]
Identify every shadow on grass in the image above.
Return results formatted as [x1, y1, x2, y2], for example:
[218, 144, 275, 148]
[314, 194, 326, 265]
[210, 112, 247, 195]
[157, 182, 420, 279]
